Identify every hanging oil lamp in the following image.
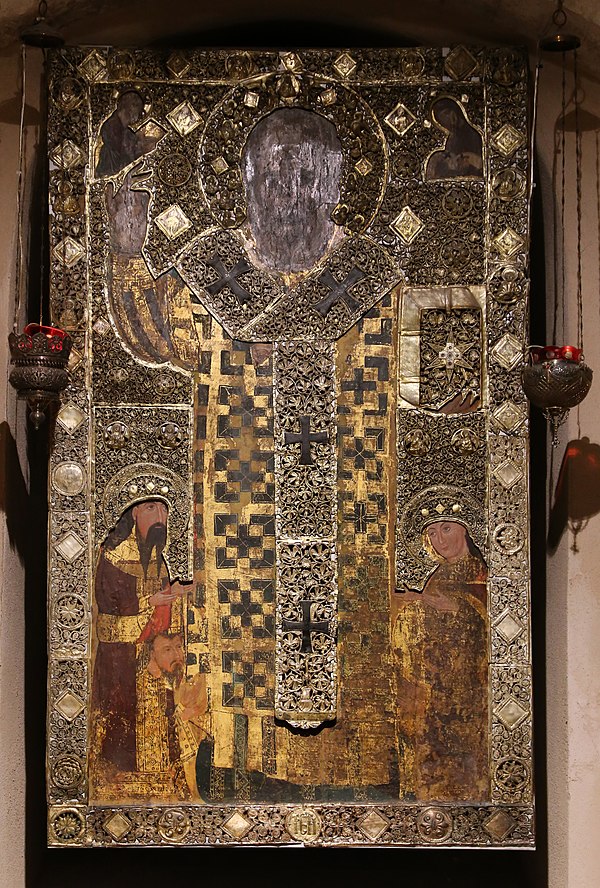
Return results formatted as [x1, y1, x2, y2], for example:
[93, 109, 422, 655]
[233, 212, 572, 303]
[521, 0, 592, 445]
[9, 324, 72, 429]
[8, 2, 69, 428]
[522, 345, 592, 446]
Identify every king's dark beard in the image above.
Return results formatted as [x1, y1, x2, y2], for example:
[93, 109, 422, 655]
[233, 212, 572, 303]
[163, 662, 184, 689]
[137, 522, 167, 577]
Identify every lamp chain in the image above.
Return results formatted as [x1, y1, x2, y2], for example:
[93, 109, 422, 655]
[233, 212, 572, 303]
[574, 49, 584, 353]
[560, 53, 567, 341]
[13, 45, 27, 334]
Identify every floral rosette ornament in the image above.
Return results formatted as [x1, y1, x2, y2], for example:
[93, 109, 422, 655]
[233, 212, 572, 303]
[521, 345, 593, 445]
[8, 323, 72, 428]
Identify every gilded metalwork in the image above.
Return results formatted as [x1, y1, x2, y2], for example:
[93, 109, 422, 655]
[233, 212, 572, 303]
[50, 808, 86, 843]
[157, 809, 191, 842]
[46, 45, 534, 848]
[416, 807, 453, 843]
[50, 755, 85, 790]
[286, 807, 322, 842]
[52, 461, 85, 496]
[103, 811, 133, 841]
[390, 206, 424, 244]
[444, 45, 479, 81]
[154, 204, 193, 241]
[492, 123, 526, 158]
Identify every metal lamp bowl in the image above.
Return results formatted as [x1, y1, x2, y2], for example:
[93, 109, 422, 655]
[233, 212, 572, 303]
[522, 358, 593, 410]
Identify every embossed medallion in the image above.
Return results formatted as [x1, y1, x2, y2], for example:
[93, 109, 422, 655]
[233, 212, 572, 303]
[416, 808, 453, 843]
[158, 809, 191, 842]
[52, 462, 85, 496]
[50, 808, 86, 843]
[285, 807, 322, 843]
[51, 755, 84, 790]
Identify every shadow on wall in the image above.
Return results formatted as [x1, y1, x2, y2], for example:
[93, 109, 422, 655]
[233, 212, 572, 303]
[548, 437, 600, 553]
[0, 419, 30, 562]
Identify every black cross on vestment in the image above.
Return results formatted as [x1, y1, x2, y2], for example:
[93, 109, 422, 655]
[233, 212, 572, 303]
[281, 600, 332, 653]
[284, 415, 328, 466]
[205, 255, 253, 306]
[314, 267, 365, 318]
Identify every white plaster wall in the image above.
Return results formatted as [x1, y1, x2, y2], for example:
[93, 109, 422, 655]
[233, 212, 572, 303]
[0, 47, 28, 888]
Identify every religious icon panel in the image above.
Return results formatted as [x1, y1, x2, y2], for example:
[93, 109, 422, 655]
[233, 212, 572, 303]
[46, 45, 533, 848]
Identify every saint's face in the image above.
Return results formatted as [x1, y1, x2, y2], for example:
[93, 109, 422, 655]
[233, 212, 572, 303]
[133, 500, 168, 541]
[427, 520, 469, 563]
[118, 91, 144, 128]
[241, 108, 343, 274]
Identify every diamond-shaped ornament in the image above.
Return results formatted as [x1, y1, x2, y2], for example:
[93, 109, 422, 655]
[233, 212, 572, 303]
[210, 156, 229, 175]
[155, 204, 192, 240]
[492, 123, 526, 158]
[320, 88, 337, 107]
[54, 690, 85, 721]
[491, 333, 523, 370]
[78, 50, 106, 82]
[384, 102, 417, 137]
[493, 459, 523, 489]
[50, 140, 85, 170]
[358, 810, 390, 841]
[53, 237, 85, 268]
[166, 101, 202, 136]
[484, 810, 517, 842]
[493, 401, 526, 432]
[493, 227, 524, 259]
[166, 51, 190, 79]
[494, 611, 525, 644]
[355, 157, 373, 177]
[66, 347, 83, 372]
[445, 45, 478, 80]
[93, 317, 110, 336]
[57, 404, 86, 435]
[391, 206, 424, 244]
[244, 91, 260, 108]
[104, 812, 132, 841]
[333, 52, 357, 78]
[495, 696, 528, 730]
[55, 531, 85, 563]
[281, 51, 302, 72]
[222, 811, 252, 839]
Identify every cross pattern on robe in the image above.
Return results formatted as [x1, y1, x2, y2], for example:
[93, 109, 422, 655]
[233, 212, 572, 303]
[281, 600, 332, 654]
[314, 267, 365, 318]
[205, 255, 253, 306]
[225, 523, 262, 559]
[284, 415, 328, 466]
